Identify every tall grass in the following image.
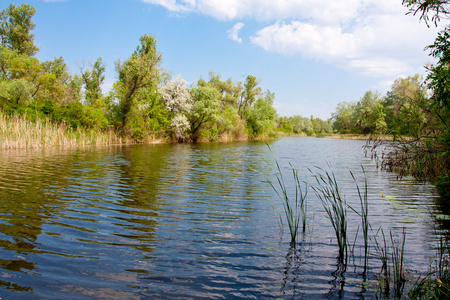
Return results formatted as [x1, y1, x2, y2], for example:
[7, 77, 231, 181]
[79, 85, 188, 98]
[312, 168, 348, 264]
[391, 228, 407, 298]
[350, 169, 370, 273]
[266, 151, 449, 299]
[409, 229, 450, 299]
[373, 227, 407, 299]
[267, 158, 308, 246]
[374, 228, 391, 297]
[0, 112, 121, 149]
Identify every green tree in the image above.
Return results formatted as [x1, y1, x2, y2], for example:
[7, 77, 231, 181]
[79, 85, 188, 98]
[112, 34, 163, 140]
[0, 4, 39, 56]
[238, 75, 262, 118]
[332, 101, 357, 133]
[207, 72, 245, 139]
[80, 58, 106, 107]
[377, 2, 450, 205]
[356, 91, 386, 134]
[189, 80, 221, 141]
[39, 57, 82, 104]
[384, 75, 428, 137]
[0, 45, 41, 109]
[290, 115, 313, 135]
[246, 90, 276, 136]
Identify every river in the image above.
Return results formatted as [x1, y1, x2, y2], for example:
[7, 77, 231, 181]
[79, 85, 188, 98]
[0, 137, 445, 299]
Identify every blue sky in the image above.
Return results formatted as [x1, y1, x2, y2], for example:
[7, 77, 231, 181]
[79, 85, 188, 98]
[1, 0, 446, 119]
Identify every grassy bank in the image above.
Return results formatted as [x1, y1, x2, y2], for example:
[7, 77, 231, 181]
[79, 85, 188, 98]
[0, 112, 122, 149]
[316, 133, 400, 141]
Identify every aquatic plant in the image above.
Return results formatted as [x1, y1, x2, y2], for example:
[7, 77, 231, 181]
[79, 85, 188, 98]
[267, 157, 308, 246]
[374, 228, 391, 297]
[391, 228, 407, 299]
[373, 227, 407, 299]
[0, 112, 121, 149]
[311, 168, 348, 264]
[409, 228, 450, 299]
[350, 169, 370, 273]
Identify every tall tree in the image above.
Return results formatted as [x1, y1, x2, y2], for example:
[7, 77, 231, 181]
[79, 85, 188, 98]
[246, 90, 276, 136]
[189, 79, 221, 141]
[0, 4, 39, 56]
[238, 75, 262, 117]
[332, 101, 357, 133]
[160, 76, 193, 141]
[80, 58, 106, 107]
[113, 34, 162, 138]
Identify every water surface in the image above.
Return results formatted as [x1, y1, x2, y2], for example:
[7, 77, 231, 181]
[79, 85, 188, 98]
[0, 137, 444, 299]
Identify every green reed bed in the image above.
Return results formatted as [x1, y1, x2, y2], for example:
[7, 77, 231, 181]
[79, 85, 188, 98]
[0, 112, 121, 149]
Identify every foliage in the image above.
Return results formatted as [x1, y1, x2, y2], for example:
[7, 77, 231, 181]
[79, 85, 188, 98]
[80, 57, 106, 107]
[0, 3, 38, 56]
[0, 4, 284, 147]
[246, 90, 276, 136]
[402, 0, 450, 26]
[112, 34, 164, 141]
[238, 75, 262, 118]
[160, 76, 193, 141]
[312, 168, 349, 264]
[189, 80, 222, 141]
[266, 155, 308, 246]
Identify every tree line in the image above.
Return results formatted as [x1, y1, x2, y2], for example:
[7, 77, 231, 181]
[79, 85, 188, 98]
[0, 4, 288, 143]
[331, 74, 429, 137]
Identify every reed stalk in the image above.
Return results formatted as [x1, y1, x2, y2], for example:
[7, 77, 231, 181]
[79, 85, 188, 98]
[349, 169, 370, 274]
[373, 227, 407, 299]
[374, 228, 391, 297]
[0, 112, 121, 149]
[410, 228, 450, 299]
[312, 168, 348, 264]
[391, 228, 406, 299]
[267, 157, 308, 247]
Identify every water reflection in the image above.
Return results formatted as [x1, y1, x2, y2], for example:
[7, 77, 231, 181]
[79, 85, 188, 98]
[280, 244, 306, 299]
[0, 138, 445, 299]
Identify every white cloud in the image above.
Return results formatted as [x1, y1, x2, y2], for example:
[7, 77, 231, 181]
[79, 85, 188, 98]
[227, 22, 244, 43]
[250, 8, 441, 77]
[142, 0, 365, 22]
[142, 0, 444, 77]
[250, 22, 357, 60]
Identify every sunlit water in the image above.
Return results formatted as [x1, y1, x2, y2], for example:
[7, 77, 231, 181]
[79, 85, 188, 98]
[0, 137, 445, 299]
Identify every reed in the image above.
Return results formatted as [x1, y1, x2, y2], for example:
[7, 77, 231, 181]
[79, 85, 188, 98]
[267, 157, 308, 246]
[312, 168, 348, 264]
[349, 169, 370, 273]
[391, 228, 406, 299]
[373, 227, 407, 299]
[374, 228, 391, 297]
[410, 229, 450, 299]
[0, 112, 121, 149]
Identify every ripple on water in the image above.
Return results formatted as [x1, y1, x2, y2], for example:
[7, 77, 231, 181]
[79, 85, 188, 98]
[0, 140, 445, 299]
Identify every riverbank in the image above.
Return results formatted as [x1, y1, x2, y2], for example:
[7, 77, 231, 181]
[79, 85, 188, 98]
[317, 133, 398, 141]
[0, 112, 405, 150]
[0, 112, 122, 149]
